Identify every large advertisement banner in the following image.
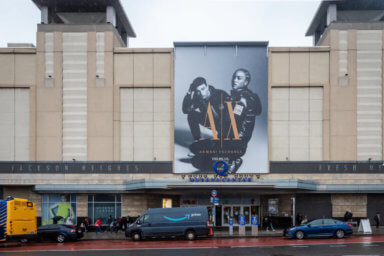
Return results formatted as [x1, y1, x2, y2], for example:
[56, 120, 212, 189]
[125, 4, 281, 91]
[174, 42, 268, 174]
[42, 194, 76, 225]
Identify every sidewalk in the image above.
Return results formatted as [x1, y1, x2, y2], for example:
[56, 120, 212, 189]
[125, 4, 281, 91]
[81, 226, 384, 240]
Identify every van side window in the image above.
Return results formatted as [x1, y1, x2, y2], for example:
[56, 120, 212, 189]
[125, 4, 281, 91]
[137, 215, 144, 224]
[143, 215, 150, 223]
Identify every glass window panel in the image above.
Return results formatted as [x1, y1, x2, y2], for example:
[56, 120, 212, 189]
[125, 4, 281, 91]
[116, 203, 121, 219]
[244, 206, 250, 224]
[87, 203, 94, 224]
[309, 219, 323, 226]
[233, 206, 240, 224]
[94, 194, 116, 202]
[94, 203, 115, 224]
[223, 206, 231, 225]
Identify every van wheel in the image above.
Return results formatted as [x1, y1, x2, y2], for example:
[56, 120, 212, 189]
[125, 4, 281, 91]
[185, 230, 196, 241]
[335, 229, 345, 239]
[57, 234, 66, 243]
[295, 231, 304, 239]
[132, 232, 141, 241]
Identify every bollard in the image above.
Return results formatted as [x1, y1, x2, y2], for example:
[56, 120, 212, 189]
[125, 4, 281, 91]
[238, 215, 246, 236]
[251, 216, 258, 236]
[229, 217, 233, 236]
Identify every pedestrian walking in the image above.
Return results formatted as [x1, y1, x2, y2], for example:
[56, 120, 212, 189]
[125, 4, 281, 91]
[83, 217, 90, 232]
[122, 216, 128, 231]
[374, 212, 381, 228]
[111, 218, 118, 233]
[296, 212, 303, 226]
[107, 215, 113, 231]
[264, 215, 275, 232]
[117, 217, 123, 231]
[95, 217, 103, 233]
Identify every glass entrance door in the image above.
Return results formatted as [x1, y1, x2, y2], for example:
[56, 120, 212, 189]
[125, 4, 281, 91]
[221, 205, 259, 226]
[223, 206, 231, 225]
[233, 206, 241, 225]
[207, 206, 214, 226]
[243, 206, 250, 225]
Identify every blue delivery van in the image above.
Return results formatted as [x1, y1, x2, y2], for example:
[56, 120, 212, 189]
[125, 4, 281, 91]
[125, 206, 212, 241]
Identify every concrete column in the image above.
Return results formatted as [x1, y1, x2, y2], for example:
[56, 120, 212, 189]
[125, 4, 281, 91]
[106, 6, 116, 27]
[41, 6, 48, 24]
[327, 4, 337, 26]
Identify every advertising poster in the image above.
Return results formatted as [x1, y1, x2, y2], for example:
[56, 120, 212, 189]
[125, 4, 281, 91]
[174, 42, 268, 174]
[42, 194, 76, 225]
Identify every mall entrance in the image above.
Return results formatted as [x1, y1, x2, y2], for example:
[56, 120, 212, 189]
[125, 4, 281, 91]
[181, 194, 261, 227]
[207, 205, 260, 226]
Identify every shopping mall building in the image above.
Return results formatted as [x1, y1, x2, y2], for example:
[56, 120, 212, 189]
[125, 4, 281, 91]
[1, 0, 384, 227]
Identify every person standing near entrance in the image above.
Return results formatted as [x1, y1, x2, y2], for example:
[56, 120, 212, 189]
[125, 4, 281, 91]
[374, 212, 381, 228]
[296, 212, 303, 225]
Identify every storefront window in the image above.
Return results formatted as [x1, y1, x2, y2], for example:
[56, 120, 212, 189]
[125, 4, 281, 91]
[268, 198, 279, 216]
[87, 194, 122, 225]
[42, 194, 76, 225]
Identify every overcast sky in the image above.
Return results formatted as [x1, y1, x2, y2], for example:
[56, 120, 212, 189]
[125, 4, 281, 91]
[0, 0, 322, 48]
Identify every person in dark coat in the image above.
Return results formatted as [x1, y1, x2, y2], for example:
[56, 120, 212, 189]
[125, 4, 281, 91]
[296, 213, 303, 225]
[263, 215, 275, 231]
[374, 212, 381, 228]
[182, 77, 230, 142]
[227, 68, 262, 173]
[122, 216, 128, 231]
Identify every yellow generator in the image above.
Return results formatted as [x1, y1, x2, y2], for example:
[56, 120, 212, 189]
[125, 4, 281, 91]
[0, 197, 37, 242]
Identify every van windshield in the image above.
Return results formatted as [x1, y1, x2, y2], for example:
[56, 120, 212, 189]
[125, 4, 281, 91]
[143, 215, 150, 223]
[137, 214, 150, 224]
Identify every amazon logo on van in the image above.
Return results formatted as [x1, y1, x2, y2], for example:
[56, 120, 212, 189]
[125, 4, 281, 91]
[163, 213, 201, 221]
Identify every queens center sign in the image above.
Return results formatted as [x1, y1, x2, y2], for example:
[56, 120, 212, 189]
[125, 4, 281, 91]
[174, 42, 268, 174]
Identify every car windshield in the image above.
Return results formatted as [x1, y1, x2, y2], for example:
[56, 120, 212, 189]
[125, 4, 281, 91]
[308, 219, 323, 226]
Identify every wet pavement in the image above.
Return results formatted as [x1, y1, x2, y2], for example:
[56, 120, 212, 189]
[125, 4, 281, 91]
[1, 243, 384, 256]
[1, 235, 384, 252]
[79, 226, 384, 239]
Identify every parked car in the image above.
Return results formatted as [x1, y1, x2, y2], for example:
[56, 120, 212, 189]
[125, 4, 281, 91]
[284, 218, 353, 239]
[125, 206, 212, 241]
[37, 224, 83, 243]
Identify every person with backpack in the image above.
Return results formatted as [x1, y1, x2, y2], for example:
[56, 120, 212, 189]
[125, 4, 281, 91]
[374, 212, 381, 228]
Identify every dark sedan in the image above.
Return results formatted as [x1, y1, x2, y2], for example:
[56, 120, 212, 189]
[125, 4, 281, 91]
[284, 218, 353, 239]
[37, 224, 83, 243]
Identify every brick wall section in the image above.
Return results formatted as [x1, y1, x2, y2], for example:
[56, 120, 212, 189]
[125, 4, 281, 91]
[122, 194, 180, 217]
[331, 194, 367, 217]
[3, 186, 42, 216]
[122, 194, 148, 216]
[76, 194, 88, 217]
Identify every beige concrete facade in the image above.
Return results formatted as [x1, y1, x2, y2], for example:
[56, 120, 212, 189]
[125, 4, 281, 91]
[2, 19, 384, 225]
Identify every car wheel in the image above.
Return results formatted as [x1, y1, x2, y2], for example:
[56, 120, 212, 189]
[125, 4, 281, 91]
[131, 232, 141, 241]
[57, 234, 66, 243]
[185, 230, 196, 241]
[335, 229, 345, 239]
[295, 230, 304, 239]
